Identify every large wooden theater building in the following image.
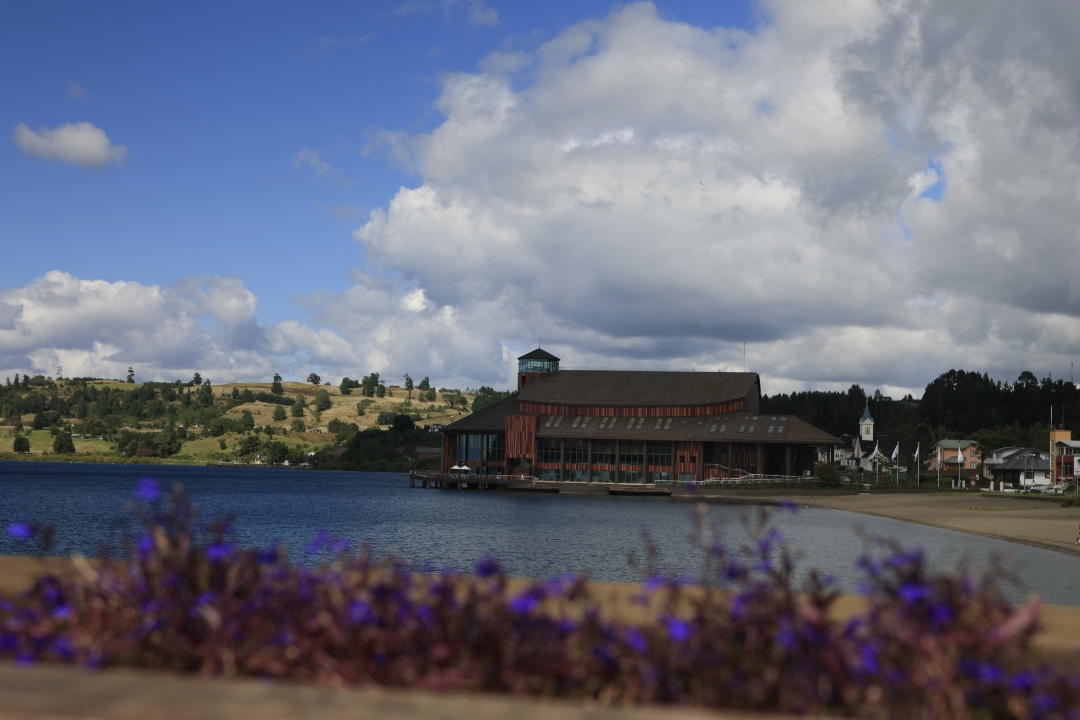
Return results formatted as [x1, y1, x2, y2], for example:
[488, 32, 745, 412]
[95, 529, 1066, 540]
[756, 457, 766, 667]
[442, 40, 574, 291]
[440, 349, 839, 482]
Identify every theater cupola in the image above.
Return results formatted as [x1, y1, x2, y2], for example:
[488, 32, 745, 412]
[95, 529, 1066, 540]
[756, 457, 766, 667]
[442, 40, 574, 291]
[517, 347, 560, 391]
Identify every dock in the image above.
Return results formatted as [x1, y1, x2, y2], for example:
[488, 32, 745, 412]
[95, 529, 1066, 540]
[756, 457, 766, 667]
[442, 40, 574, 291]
[409, 472, 672, 496]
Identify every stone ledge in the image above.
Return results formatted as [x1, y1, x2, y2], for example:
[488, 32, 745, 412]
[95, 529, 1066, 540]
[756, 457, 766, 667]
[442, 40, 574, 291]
[0, 663, 793, 720]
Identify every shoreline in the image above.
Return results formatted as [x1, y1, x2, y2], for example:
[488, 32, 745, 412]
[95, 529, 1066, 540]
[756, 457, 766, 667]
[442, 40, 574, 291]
[757, 492, 1080, 559]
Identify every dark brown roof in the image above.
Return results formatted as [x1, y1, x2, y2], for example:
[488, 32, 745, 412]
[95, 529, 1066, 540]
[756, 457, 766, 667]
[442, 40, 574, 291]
[442, 396, 520, 433]
[518, 370, 759, 408]
[535, 411, 840, 445]
[518, 347, 560, 361]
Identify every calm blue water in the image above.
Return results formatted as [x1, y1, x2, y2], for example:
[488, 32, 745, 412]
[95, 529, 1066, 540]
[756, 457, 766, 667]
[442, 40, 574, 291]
[0, 461, 1077, 605]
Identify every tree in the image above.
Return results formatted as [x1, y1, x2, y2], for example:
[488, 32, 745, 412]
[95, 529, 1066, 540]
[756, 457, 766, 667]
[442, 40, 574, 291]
[192, 372, 202, 386]
[272, 405, 287, 422]
[404, 374, 414, 402]
[291, 418, 306, 432]
[390, 413, 416, 433]
[418, 376, 431, 392]
[53, 432, 76, 454]
[237, 434, 261, 458]
[219, 439, 227, 450]
[314, 388, 332, 412]
[273, 373, 282, 383]
[340, 377, 353, 395]
[307, 373, 321, 386]
[271, 374, 284, 395]
[291, 395, 306, 418]
[361, 373, 380, 397]
[376, 383, 386, 398]
[241, 409, 255, 431]
[12, 436, 29, 454]
[126, 367, 135, 384]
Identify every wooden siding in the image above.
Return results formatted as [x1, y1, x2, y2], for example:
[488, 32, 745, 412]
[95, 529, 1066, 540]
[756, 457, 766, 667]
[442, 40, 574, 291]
[519, 400, 744, 418]
[674, 441, 702, 477]
[506, 415, 537, 460]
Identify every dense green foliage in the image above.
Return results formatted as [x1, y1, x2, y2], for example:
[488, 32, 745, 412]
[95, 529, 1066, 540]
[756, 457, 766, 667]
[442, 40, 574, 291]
[471, 386, 514, 413]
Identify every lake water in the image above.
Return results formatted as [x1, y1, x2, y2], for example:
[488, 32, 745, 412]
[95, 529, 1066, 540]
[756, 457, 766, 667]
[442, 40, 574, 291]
[0, 461, 1077, 605]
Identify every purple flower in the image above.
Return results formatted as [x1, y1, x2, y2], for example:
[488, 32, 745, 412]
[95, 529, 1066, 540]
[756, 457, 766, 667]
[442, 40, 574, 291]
[860, 645, 879, 674]
[475, 555, 501, 578]
[6, 522, 32, 540]
[255, 548, 279, 564]
[666, 618, 692, 643]
[776, 622, 797, 651]
[626, 628, 647, 653]
[135, 478, 160, 502]
[509, 592, 540, 615]
[307, 529, 333, 555]
[898, 582, 930, 604]
[206, 543, 235, 561]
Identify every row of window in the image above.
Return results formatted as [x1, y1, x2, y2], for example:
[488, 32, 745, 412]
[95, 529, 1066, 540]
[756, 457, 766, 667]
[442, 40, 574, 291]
[537, 439, 693, 466]
[544, 415, 785, 435]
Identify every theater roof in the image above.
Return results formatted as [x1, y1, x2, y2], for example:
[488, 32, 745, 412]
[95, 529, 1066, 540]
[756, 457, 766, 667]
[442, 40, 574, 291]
[534, 412, 839, 445]
[518, 370, 759, 408]
[442, 396, 520, 433]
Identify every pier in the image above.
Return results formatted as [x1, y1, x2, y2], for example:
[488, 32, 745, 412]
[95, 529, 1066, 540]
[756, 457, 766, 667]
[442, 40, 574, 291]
[408, 471, 821, 496]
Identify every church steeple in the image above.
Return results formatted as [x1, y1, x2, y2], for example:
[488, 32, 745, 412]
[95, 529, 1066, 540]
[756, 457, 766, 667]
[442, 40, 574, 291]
[859, 402, 874, 442]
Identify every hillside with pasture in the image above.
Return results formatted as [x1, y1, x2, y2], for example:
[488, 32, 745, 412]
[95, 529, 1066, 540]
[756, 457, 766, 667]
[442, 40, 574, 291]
[0, 372, 478, 470]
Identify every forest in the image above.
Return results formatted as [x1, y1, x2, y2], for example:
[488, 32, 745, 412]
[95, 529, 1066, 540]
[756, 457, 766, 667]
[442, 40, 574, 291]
[761, 368, 1080, 458]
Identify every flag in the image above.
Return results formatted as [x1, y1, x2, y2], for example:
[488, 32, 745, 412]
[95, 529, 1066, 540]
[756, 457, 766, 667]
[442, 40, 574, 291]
[957, 446, 963, 463]
[937, 445, 942, 467]
[891, 442, 899, 462]
[872, 441, 879, 459]
[914, 442, 920, 464]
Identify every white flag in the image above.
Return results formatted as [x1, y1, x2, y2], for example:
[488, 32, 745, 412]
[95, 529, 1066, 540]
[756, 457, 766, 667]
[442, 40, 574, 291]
[873, 441, 879, 458]
[891, 442, 899, 462]
[914, 442, 920, 464]
[937, 445, 942, 467]
[957, 446, 963, 463]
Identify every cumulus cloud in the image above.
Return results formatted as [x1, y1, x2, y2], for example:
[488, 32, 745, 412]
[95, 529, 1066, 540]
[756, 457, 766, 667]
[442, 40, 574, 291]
[0, 272, 275, 383]
[12, 121, 127, 168]
[8, 1, 1080, 396]
[337, 0, 1080, 394]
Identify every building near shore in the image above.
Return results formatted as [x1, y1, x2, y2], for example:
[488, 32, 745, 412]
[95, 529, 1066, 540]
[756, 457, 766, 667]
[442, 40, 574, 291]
[440, 348, 840, 482]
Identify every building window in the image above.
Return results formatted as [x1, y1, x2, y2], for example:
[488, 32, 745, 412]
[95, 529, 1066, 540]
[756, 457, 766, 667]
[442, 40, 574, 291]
[565, 439, 587, 464]
[592, 440, 616, 465]
[689, 455, 697, 464]
[647, 443, 672, 467]
[679, 455, 686, 463]
[768, 426, 774, 434]
[664, 418, 672, 430]
[538, 439, 560, 464]
[748, 425, 755, 433]
[620, 441, 644, 466]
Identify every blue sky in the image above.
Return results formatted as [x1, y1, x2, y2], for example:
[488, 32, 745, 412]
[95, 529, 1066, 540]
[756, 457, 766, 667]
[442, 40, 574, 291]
[3, 1, 1080, 396]
[1, 1, 756, 325]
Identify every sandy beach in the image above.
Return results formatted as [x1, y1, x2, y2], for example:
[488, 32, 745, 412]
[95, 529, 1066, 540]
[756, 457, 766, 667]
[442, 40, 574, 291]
[774, 492, 1080, 558]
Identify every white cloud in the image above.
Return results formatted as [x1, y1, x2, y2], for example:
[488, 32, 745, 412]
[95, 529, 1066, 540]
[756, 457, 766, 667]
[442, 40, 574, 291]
[12, 121, 127, 168]
[9, 1, 1080, 397]
[344, 0, 1080, 395]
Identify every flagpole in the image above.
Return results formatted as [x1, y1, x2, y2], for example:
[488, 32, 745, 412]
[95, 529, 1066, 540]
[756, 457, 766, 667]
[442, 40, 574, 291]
[958, 442, 963, 490]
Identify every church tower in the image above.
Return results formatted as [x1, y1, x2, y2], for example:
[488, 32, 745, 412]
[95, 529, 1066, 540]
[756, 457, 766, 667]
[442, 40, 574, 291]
[859, 402, 874, 443]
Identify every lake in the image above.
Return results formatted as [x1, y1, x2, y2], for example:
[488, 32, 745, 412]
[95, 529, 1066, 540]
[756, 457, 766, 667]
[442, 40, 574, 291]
[1, 461, 1077, 605]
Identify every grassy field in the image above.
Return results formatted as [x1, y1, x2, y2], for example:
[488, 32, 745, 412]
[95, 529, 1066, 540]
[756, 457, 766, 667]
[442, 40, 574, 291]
[216, 382, 474, 433]
[1, 381, 476, 463]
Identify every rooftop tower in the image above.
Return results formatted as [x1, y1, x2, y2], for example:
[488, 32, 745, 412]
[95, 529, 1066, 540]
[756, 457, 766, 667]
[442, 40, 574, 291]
[517, 347, 560, 391]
